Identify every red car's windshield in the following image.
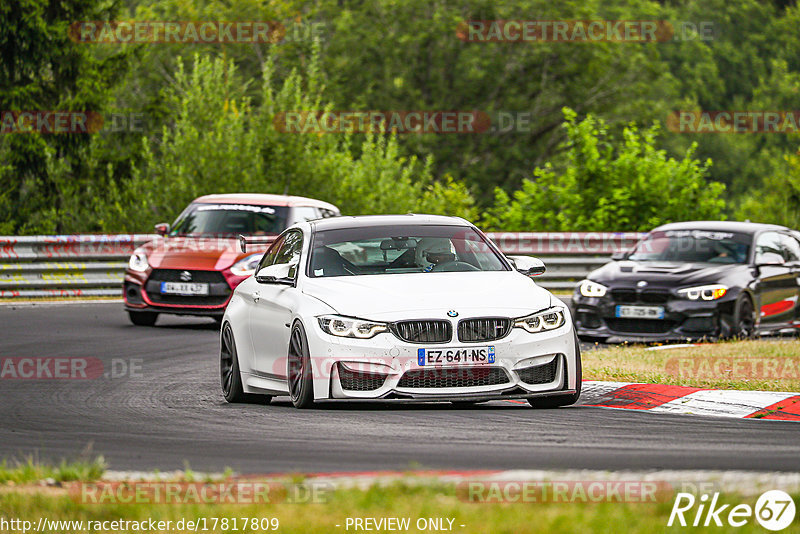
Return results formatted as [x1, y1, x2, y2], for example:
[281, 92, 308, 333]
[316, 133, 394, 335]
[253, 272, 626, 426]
[169, 203, 289, 237]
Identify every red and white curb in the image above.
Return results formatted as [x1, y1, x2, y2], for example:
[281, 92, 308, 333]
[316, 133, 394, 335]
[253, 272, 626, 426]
[579, 381, 800, 421]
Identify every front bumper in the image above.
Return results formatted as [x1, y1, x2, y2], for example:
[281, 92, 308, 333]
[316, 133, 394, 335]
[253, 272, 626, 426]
[303, 320, 579, 401]
[123, 269, 246, 317]
[572, 288, 737, 342]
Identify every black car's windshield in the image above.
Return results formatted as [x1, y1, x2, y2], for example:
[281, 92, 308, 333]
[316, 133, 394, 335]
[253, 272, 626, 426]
[309, 225, 508, 277]
[628, 230, 751, 263]
[169, 203, 289, 237]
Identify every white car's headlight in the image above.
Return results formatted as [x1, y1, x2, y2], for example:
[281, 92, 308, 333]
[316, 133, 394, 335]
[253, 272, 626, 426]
[230, 253, 263, 276]
[677, 284, 728, 301]
[128, 251, 149, 272]
[578, 279, 608, 297]
[318, 315, 388, 339]
[514, 307, 566, 333]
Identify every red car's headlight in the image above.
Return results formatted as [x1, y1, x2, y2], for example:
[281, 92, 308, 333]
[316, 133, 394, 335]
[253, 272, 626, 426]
[230, 253, 263, 277]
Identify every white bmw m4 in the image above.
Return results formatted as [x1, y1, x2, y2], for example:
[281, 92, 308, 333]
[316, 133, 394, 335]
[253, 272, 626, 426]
[220, 214, 581, 409]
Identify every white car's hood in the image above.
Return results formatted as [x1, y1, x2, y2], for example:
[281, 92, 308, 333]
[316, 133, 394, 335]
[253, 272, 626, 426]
[301, 271, 554, 321]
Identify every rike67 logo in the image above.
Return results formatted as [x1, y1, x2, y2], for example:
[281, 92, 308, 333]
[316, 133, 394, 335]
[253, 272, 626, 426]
[668, 490, 796, 530]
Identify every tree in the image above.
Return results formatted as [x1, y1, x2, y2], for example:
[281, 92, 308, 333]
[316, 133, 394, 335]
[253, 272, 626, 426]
[0, 0, 129, 233]
[736, 150, 800, 229]
[483, 108, 725, 231]
[94, 45, 476, 232]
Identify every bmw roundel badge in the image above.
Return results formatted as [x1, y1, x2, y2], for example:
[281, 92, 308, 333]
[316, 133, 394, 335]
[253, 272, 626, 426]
[447, 310, 458, 317]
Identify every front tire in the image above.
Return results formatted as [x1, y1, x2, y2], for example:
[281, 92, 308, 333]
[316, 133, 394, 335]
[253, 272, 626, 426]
[733, 294, 756, 339]
[527, 333, 582, 409]
[220, 323, 270, 404]
[128, 311, 158, 326]
[288, 322, 315, 409]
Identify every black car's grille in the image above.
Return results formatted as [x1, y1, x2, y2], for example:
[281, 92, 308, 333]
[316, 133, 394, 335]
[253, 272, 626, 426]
[338, 364, 387, 391]
[605, 318, 677, 334]
[610, 288, 671, 304]
[610, 289, 638, 303]
[516, 356, 560, 385]
[640, 290, 670, 304]
[457, 318, 512, 342]
[145, 269, 231, 306]
[397, 367, 509, 389]
[391, 320, 452, 343]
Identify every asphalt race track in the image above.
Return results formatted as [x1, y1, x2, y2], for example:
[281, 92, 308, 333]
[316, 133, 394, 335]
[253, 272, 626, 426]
[2, 302, 799, 474]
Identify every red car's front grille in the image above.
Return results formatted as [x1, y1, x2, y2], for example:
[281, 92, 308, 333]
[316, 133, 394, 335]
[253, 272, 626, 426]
[144, 269, 231, 307]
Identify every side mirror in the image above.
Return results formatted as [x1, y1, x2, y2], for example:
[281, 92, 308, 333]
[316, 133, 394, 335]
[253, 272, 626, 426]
[755, 252, 785, 266]
[154, 223, 170, 236]
[611, 251, 628, 261]
[508, 255, 546, 276]
[255, 263, 294, 285]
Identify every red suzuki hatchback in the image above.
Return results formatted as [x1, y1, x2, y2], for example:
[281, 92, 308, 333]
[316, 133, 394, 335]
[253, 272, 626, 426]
[123, 193, 340, 326]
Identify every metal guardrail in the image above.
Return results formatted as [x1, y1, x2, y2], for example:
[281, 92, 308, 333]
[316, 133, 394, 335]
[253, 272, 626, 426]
[0, 232, 645, 298]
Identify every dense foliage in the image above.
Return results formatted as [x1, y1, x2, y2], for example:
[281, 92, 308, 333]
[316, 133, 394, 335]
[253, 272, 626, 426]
[1, 0, 799, 233]
[485, 108, 724, 231]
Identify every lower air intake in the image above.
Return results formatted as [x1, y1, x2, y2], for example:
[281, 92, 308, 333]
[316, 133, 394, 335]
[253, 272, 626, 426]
[516, 356, 560, 385]
[397, 367, 509, 388]
[338, 364, 387, 391]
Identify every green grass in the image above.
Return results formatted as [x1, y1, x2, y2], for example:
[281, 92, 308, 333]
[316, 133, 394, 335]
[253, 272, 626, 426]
[583, 338, 800, 391]
[1, 480, 798, 533]
[0, 456, 106, 484]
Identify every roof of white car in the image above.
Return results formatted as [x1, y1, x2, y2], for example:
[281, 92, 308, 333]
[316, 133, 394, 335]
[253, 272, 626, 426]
[310, 214, 470, 231]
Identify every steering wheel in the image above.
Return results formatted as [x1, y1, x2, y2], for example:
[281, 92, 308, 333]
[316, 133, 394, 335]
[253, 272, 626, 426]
[431, 261, 480, 272]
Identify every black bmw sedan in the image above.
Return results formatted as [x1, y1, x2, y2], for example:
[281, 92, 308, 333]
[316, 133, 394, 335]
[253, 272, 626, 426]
[572, 221, 800, 342]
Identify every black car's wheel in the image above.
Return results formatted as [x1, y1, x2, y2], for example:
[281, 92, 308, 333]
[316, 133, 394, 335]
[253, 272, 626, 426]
[528, 333, 582, 409]
[288, 322, 315, 409]
[220, 323, 270, 404]
[733, 294, 756, 339]
[128, 311, 158, 326]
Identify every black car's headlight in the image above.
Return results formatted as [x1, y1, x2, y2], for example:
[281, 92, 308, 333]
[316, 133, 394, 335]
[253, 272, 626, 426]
[318, 315, 388, 339]
[128, 251, 149, 272]
[677, 284, 728, 301]
[578, 279, 608, 298]
[514, 307, 566, 333]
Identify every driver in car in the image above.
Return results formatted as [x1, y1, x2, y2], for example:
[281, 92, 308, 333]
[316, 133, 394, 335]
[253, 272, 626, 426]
[415, 237, 456, 272]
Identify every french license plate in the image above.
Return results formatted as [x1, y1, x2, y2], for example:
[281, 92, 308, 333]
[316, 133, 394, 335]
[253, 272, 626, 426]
[418, 346, 495, 366]
[160, 282, 209, 296]
[615, 305, 665, 319]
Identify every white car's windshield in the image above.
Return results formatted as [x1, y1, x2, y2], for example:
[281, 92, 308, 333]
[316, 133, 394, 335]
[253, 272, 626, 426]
[628, 230, 751, 263]
[308, 225, 508, 277]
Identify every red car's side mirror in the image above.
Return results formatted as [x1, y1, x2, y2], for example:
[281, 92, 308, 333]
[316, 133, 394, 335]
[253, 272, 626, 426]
[154, 223, 170, 236]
